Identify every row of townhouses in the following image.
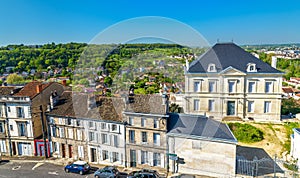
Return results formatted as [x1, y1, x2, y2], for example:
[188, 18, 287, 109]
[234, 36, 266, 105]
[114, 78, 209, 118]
[0, 42, 285, 177]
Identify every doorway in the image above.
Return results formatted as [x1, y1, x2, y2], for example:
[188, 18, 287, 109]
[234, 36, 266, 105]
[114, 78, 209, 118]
[62, 144, 66, 158]
[90, 148, 97, 162]
[68, 145, 73, 158]
[227, 101, 236, 115]
[130, 149, 137, 167]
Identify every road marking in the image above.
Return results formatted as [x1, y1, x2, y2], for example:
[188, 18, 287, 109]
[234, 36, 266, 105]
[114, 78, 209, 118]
[12, 166, 21, 170]
[32, 163, 44, 170]
[48, 171, 59, 175]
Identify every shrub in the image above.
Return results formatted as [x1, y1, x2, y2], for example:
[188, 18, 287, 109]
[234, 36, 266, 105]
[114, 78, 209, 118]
[228, 123, 264, 143]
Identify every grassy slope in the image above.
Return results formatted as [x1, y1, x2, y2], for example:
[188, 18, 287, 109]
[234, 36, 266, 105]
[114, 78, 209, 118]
[228, 121, 300, 159]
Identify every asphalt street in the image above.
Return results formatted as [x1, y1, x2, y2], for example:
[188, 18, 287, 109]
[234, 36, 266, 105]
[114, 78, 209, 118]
[0, 160, 96, 178]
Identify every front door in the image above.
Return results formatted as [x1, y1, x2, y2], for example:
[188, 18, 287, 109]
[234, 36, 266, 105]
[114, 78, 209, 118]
[227, 101, 235, 115]
[68, 145, 73, 158]
[130, 149, 136, 167]
[62, 144, 66, 158]
[91, 148, 97, 162]
[39, 145, 45, 156]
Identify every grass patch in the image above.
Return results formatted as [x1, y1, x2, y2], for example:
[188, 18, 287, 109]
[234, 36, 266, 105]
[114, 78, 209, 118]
[282, 122, 300, 153]
[228, 122, 264, 143]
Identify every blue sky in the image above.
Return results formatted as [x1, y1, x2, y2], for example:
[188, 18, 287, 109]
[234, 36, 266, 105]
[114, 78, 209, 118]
[0, 0, 300, 46]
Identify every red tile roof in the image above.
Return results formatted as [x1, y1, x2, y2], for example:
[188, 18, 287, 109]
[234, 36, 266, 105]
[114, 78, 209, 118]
[282, 87, 294, 93]
[13, 81, 52, 99]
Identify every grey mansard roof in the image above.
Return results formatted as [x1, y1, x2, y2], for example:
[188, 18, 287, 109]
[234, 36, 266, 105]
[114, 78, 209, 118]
[167, 113, 237, 143]
[188, 43, 283, 74]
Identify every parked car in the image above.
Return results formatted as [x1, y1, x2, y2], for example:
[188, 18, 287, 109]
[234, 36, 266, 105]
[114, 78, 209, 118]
[127, 169, 160, 178]
[64, 161, 91, 175]
[94, 166, 121, 178]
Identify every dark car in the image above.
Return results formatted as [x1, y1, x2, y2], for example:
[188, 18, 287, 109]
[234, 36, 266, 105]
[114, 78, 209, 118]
[127, 169, 160, 178]
[94, 166, 121, 178]
[64, 161, 91, 175]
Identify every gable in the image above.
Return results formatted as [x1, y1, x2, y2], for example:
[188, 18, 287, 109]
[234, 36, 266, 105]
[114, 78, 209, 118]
[219, 67, 246, 76]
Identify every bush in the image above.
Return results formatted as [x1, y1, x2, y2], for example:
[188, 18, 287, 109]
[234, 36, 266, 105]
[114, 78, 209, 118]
[228, 123, 264, 143]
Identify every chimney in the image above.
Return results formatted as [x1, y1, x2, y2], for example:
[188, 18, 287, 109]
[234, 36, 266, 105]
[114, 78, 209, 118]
[185, 59, 189, 71]
[271, 56, 277, 69]
[36, 84, 42, 93]
[62, 80, 67, 86]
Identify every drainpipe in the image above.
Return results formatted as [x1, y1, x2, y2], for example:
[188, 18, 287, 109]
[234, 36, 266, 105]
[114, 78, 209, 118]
[124, 122, 127, 167]
[4, 103, 12, 156]
[40, 105, 48, 158]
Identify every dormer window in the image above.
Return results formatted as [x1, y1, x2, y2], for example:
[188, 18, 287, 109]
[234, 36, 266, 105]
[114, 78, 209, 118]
[207, 63, 216, 72]
[247, 63, 257, 72]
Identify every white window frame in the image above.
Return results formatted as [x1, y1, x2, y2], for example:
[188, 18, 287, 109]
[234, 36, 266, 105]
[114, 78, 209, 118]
[129, 117, 134, 125]
[141, 118, 146, 127]
[194, 81, 201, 92]
[228, 80, 236, 93]
[208, 81, 216, 93]
[265, 81, 273, 93]
[193, 99, 200, 111]
[153, 119, 159, 129]
[248, 101, 254, 113]
[208, 100, 215, 111]
[153, 133, 160, 146]
[248, 81, 256, 93]
[264, 101, 271, 113]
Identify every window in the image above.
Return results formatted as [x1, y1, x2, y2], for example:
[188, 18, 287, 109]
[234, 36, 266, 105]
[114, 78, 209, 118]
[247, 63, 257, 72]
[192, 141, 201, 149]
[194, 81, 200, 92]
[0, 107, 2, 117]
[102, 150, 109, 160]
[129, 117, 134, 125]
[153, 133, 160, 146]
[67, 118, 72, 125]
[153, 153, 161, 166]
[89, 121, 94, 128]
[141, 132, 147, 143]
[111, 124, 118, 131]
[248, 81, 255, 93]
[193, 99, 199, 111]
[228, 81, 235, 93]
[89, 132, 95, 141]
[78, 146, 84, 158]
[16, 107, 24, 118]
[77, 130, 82, 140]
[208, 100, 215, 111]
[18, 122, 27, 136]
[209, 81, 216, 92]
[248, 101, 254, 113]
[265, 81, 273, 93]
[141, 118, 146, 127]
[112, 152, 119, 162]
[101, 123, 107, 130]
[0, 122, 4, 133]
[53, 142, 59, 152]
[101, 133, 108, 144]
[9, 125, 13, 131]
[153, 119, 159, 128]
[141, 151, 148, 164]
[129, 130, 135, 143]
[75, 120, 81, 126]
[113, 135, 118, 147]
[67, 128, 73, 139]
[264, 101, 271, 113]
[51, 126, 56, 137]
[59, 128, 65, 138]
[7, 107, 10, 112]
[207, 63, 216, 72]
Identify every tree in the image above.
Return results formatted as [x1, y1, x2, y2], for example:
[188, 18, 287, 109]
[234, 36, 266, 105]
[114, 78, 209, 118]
[6, 73, 24, 84]
[281, 98, 300, 115]
[169, 103, 183, 113]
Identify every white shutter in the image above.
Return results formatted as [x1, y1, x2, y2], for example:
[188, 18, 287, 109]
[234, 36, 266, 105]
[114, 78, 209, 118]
[148, 152, 153, 166]
[160, 153, 165, 168]
[137, 150, 141, 164]
[78, 146, 84, 158]
[0, 140, 6, 152]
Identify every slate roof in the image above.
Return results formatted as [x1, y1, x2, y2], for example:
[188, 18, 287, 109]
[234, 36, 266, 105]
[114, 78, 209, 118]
[48, 91, 125, 122]
[0, 86, 16, 96]
[188, 43, 283, 74]
[167, 113, 237, 143]
[13, 81, 52, 99]
[124, 94, 167, 115]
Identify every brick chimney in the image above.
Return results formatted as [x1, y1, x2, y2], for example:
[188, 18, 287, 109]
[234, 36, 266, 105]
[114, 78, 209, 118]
[62, 80, 67, 86]
[36, 84, 42, 93]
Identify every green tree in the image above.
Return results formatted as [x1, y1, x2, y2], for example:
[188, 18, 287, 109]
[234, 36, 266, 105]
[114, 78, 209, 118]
[6, 73, 24, 84]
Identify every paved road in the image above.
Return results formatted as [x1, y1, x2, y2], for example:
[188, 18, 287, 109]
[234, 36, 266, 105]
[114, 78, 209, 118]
[0, 160, 97, 178]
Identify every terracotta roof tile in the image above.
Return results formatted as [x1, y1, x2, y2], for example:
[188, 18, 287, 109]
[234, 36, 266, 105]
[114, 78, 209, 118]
[13, 81, 52, 99]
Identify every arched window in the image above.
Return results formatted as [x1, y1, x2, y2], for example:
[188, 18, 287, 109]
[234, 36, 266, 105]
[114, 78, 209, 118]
[207, 63, 216, 72]
[247, 63, 257, 72]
